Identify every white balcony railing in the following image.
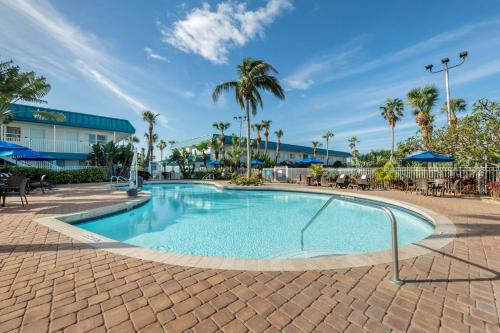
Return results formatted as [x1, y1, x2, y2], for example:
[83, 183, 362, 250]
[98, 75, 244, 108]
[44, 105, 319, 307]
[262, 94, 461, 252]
[3, 137, 93, 154]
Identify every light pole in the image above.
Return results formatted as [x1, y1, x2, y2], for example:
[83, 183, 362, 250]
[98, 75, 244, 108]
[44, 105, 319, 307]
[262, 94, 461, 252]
[233, 116, 246, 148]
[425, 51, 468, 126]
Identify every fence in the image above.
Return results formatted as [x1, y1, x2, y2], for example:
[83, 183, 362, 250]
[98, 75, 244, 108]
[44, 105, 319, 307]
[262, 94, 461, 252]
[263, 166, 499, 195]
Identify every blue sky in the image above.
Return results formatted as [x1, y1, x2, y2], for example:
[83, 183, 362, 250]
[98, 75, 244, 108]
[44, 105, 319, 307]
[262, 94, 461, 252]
[1, 0, 500, 156]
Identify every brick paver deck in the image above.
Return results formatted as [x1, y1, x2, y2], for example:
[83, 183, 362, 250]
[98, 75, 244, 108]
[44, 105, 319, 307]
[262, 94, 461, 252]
[0, 183, 499, 332]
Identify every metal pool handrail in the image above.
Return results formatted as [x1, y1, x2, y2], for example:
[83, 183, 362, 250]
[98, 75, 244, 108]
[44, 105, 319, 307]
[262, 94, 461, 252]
[300, 195, 404, 285]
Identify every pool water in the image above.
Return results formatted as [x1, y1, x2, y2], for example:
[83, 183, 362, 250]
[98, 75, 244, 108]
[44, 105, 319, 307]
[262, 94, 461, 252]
[76, 183, 434, 259]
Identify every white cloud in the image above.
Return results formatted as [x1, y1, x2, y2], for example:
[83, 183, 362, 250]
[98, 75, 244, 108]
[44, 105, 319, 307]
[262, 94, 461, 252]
[144, 47, 169, 62]
[0, 0, 168, 126]
[160, 0, 293, 64]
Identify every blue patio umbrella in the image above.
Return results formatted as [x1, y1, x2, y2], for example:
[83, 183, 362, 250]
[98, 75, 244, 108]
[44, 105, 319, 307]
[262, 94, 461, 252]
[12, 149, 58, 161]
[297, 157, 323, 165]
[0, 140, 29, 151]
[401, 151, 454, 163]
[208, 160, 224, 165]
[251, 159, 266, 166]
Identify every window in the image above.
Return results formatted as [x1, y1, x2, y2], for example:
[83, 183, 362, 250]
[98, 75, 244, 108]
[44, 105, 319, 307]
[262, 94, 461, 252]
[6, 127, 21, 141]
[303, 154, 308, 159]
[88, 134, 107, 145]
[289, 153, 295, 159]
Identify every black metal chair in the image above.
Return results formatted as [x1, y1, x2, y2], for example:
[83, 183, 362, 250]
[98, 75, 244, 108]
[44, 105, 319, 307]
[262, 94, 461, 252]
[2, 176, 29, 207]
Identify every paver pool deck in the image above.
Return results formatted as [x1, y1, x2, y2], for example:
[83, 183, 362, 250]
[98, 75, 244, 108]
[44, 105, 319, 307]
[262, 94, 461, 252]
[0, 182, 498, 333]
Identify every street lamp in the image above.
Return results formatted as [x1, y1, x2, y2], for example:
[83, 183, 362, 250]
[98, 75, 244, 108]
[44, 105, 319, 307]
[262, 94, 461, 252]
[425, 51, 468, 126]
[233, 115, 247, 147]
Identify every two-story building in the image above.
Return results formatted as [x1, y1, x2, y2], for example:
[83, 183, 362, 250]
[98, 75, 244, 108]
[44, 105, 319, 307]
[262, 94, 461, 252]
[172, 134, 351, 167]
[0, 104, 135, 168]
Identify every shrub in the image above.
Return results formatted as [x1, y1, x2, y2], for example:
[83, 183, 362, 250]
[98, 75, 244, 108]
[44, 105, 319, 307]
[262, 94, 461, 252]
[487, 181, 500, 200]
[229, 174, 262, 186]
[375, 161, 396, 188]
[0, 166, 107, 184]
[310, 164, 324, 178]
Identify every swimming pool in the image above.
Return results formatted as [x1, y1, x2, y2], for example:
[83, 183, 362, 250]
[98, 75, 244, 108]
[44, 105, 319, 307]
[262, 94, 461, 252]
[76, 183, 434, 259]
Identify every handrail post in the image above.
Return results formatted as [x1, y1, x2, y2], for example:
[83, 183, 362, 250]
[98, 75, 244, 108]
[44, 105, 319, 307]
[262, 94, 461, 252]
[382, 206, 404, 285]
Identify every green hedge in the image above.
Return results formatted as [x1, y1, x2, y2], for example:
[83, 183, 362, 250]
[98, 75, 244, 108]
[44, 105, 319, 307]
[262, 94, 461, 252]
[0, 166, 108, 184]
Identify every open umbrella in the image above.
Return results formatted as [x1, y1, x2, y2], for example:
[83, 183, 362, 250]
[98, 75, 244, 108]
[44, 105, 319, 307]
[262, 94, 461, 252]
[401, 151, 454, 163]
[12, 149, 58, 161]
[297, 157, 323, 165]
[251, 159, 266, 166]
[0, 140, 29, 156]
[208, 160, 224, 165]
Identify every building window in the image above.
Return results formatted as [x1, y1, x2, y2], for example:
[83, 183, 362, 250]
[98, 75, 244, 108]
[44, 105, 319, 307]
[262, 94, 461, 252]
[303, 154, 308, 159]
[6, 127, 21, 141]
[88, 134, 107, 145]
[289, 153, 295, 159]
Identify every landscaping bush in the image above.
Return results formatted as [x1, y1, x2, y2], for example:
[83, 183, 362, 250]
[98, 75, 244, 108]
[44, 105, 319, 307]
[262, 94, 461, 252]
[487, 181, 500, 200]
[0, 166, 107, 184]
[229, 174, 262, 186]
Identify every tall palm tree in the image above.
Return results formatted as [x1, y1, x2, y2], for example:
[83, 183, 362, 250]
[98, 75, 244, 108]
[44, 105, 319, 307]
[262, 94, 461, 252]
[322, 131, 334, 165]
[196, 141, 209, 170]
[212, 121, 230, 158]
[274, 129, 283, 163]
[311, 141, 322, 158]
[407, 86, 439, 150]
[144, 133, 158, 165]
[157, 140, 167, 161]
[380, 98, 404, 160]
[126, 135, 140, 144]
[142, 110, 160, 167]
[261, 120, 272, 156]
[441, 98, 466, 126]
[212, 57, 285, 177]
[348, 136, 359, 165]
[252, 123, 263, 155]
[209, 136, 221, 161]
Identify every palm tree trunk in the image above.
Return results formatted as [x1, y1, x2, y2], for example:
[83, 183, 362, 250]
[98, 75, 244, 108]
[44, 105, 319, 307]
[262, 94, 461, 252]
[275, 143, 279, 163]
[390, 125, 395, 161]
[326, 140, 329, 166]
[264, 135, 268, 156]
[245, 103, 251, 178]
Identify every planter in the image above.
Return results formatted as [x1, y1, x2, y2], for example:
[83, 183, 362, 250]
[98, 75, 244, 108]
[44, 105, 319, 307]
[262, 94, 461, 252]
[127, 188, 138, 197]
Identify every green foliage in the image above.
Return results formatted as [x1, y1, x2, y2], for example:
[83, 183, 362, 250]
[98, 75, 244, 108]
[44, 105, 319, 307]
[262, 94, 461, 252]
[310, 164, 324, 177]
[229, 174, 262, 186]
[0, 166, 107, 184]
[375, 161, 396, 186]
[251, 152, 275, 168]
[170, 148, 195, 178]
[357, 150, 391, 167]
[86, 142, 134, 177]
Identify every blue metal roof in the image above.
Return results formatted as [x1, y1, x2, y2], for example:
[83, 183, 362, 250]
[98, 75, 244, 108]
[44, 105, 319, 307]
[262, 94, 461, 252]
[9, 104, 135, 134]
[216, 135, 351, 158]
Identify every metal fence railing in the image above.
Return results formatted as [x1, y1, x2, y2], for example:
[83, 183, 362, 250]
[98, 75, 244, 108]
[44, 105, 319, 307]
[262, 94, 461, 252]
[263, 166, 499, 195]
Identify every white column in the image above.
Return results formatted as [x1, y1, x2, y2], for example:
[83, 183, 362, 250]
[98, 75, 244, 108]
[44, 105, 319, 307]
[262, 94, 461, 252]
[53, 125, 56, 152]
[113, 131, 116, 142]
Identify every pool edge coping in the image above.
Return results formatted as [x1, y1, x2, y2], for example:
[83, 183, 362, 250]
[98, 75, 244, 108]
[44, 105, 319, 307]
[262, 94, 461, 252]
[35, 181, 456, 272]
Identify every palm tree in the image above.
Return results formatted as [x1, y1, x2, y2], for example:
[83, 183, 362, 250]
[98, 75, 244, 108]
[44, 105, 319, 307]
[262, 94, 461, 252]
[126, 135, 140, 144]
[261, 120, 272, 156]
[142, 110, 160, 167]
[209, 136, 221, 161]
[348, 136, 359, 165]
[380, 98, 404, 160]
[144, 133, 158, 165]
[322, 131, 334, 165]
[157, 140, 167, 161]
[274, 129, 283, 163]
[212, 57, 285, 177]
[212, 121, 230, 159]
[252, 123, 263, 155]
[196, 141, 209, 170]
[441, 98, 466, 126]
[407, 86, 439, 150]
[311, 141, 322, 158]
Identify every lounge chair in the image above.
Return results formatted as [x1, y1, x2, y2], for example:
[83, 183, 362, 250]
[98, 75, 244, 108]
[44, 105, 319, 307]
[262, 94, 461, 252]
[357, 175, 370, 190]
[335, 174, 348, 188]
[2, 176, 29, 207]
[30, 175, 52, 194]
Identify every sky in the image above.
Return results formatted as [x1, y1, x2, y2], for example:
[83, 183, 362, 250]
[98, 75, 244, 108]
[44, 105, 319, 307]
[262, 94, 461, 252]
[1, 0, 500, 156]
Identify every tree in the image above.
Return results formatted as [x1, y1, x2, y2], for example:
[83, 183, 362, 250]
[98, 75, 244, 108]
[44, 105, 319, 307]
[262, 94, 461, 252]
[212, 57, 285, 177]
[209, 136, 221, 161]
[348, 136, 360, 165]
[0, 59, 51, 124]
[89, 143, 103, 166]
[142, 110, 160, 168]
[322, 131, 334, 165]
[311, 141, 322, 158]
[252, 123, 263, 155]
[126, 135, 140, 144]
[407, 85, 438, 150]
[441, 98, 466, 126]
[274, 129, 283, 163]
[196, 141, 209, 170]
[144, 132, 158, 165]
[380, 98, 404, 160]
[103, 141, 118, 176]
[212, 121, 230, 159]
[157, 140, 167, 162]
[261, 119, 272, 156]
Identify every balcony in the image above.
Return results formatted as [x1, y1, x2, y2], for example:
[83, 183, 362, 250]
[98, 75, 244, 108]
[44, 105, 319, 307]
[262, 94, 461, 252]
[3, 136, 94, 154]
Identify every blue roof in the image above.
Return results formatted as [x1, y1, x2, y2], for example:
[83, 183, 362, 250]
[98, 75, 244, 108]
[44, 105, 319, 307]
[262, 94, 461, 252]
[9, 104, 135, 134]
[217, 134, 352, 158]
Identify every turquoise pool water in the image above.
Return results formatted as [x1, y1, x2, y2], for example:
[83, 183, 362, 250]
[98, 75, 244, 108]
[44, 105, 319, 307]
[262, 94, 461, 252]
[76, 183, 434, 259]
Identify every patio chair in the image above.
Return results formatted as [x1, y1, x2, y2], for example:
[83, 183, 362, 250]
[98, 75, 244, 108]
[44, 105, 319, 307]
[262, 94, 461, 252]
[335, 174, 348, 188]
[358, 175, 370, 190]
[415, 178, 430, 196]
[2, 176, 29, 207]
[404, 179, 416, 193]
[348, 177, 358, 189]
[432, 179, 445, 197]
[450, 179, 461, 197]
[30, 175, 52, 194]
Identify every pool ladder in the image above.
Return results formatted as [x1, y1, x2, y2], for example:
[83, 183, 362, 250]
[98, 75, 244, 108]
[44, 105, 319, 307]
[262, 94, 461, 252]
[300, 195, 404, 285]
